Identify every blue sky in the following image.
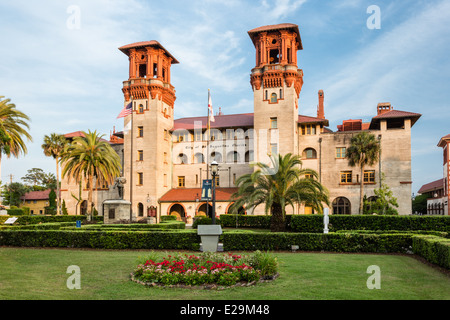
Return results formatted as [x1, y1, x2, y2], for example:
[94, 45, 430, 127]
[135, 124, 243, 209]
[0, 0, 449, 196]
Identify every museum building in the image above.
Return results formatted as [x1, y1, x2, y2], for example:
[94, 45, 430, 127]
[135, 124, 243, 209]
[60, 23, 421, 222]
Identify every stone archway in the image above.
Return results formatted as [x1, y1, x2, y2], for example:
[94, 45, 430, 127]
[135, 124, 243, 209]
[168, 203, 186, 221]
[197, 202, 213, 218]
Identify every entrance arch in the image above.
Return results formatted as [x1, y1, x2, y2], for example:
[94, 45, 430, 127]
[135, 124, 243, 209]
[332, 197, 351, 215]
[197, 202, 213, 218]
[168, 203, 186, 221]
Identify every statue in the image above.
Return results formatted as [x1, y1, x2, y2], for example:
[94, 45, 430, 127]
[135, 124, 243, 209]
[323, 207, 329, 234]
[113, 177, 126, 200]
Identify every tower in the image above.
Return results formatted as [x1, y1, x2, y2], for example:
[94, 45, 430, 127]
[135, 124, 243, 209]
[248, 24, 304, 163]
[119, 41, 178, 219]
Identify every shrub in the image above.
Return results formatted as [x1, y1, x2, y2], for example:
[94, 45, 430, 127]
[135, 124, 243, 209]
[6, 208, 25, 216]
[131, 251, 275, 287]
[412, 235, 450, 269]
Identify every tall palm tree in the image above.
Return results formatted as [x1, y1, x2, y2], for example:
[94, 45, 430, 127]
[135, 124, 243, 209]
[230, 153, 329, 232]
[42, 133, 68, 215]
[60, 130, 121, 219]
[0, 96, 32, 179]
[346, 131, 381, 214]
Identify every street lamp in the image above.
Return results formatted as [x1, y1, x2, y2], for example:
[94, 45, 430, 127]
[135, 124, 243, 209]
[210, 161, 219, 224]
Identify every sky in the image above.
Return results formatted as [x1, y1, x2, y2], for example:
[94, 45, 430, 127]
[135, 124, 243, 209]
[0, 0, 449, 196]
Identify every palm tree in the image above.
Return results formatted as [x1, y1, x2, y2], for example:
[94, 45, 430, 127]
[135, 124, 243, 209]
[0, 96, 32, 179]
[230, 153, 329, 232]
[346, 132, 381, 214]
[60, 130, 121, 219]
[42, 133, 68, 215]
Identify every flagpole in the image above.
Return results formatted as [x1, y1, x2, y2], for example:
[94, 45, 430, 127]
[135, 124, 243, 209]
[206, 89, 210, 219]
[129, 96, 134, 223]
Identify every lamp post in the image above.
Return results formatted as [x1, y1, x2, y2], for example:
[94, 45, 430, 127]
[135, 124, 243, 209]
[210, 161, 218, 225]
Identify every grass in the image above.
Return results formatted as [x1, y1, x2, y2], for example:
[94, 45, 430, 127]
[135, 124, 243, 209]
[0, 247, 448, 300]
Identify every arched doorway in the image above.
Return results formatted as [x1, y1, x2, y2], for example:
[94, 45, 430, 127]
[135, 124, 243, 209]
[168, 203, 186, 221]
[197, 203, 213, 218]
[80, 200, 88, 215]
[332, 197, 351, 214]
[138, 203, 144, 217]
[226, 202, 246, 215]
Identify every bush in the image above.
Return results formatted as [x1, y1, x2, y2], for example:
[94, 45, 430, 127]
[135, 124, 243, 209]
[6, 208, 25, 216]
[412, 235, 450, 269]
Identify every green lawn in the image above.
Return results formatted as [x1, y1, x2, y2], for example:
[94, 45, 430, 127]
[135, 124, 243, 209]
[0, 247, 448, 300]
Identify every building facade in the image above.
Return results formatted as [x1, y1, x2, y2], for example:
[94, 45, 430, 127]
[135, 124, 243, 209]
[60, 23, 421, 221]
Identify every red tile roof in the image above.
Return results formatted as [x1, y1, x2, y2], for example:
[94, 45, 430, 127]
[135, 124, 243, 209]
[159, 188, 239, 202]
[118, 41, 179, 64]
[172, 113, 328, 131]
[370, 109, 421, 128]
[438, 134, 450, 147]
[417, 178, 444, 194]
[248, 23, 302, 49]
[20, 190, 51, 201]
[172, 113, 254, 131]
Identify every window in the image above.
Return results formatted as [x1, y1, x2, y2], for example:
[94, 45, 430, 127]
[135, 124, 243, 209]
[363, 170, 375, 183]
[270, 117, 278, 129]
[138, 126, 144, 137]
[332, 197, 351, 214]
[211, 152, 222, 163]
[138, 104, 144, 113]
[137, 172, 143, 185]
[270, 143, 278, 155]
[340, 171, 352, 184]
[194, 153, 205, 164]
[302, 148, 317, 159]
[305, 173, 313, 179]
[137, 150, 143, 161]
[177, 153, 188, 164]
[265, 90, 268, 100]
[178, 176, 185, 188]
[336, 147, 346, 159]
[164, 174, 167, 187]
[279, 89, 283, 99]
[214, 175, 220, 187]
[194, 131, 203, 141]
[301, 124, 316, 135]
[164, 152, 168, 164]
[227, 151, 239, 163]
[270, 93, 277, 103]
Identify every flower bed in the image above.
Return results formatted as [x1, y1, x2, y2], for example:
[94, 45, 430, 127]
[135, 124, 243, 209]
[131, 251, 279, 288]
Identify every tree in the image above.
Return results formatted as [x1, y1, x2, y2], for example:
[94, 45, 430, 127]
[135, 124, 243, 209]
[60, 130, 121, 220]
[0, 96, 33, 179]
[21, 168, 56, 189]
[346, 132, 381, 214]
[412, 194, 428, 215]
[42, 133, 67, 215]
[1, 182, 30, 207]
[363, 176, 399, 215]
[230, 153, 329, 232]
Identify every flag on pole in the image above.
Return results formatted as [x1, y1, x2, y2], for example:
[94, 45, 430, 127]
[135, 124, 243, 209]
[117, 102, 132, 119]
[208, 90, 215, 122]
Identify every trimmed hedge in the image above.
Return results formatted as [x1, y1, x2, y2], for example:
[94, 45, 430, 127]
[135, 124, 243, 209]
[220, 214, 450, 232]
[412, 235, 450, 269]
[222, 231, 413, 253]
[0, 230, 200, 250]
[0, 215, 103, 225]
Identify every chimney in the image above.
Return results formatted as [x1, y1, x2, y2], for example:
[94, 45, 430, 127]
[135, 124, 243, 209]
[377, 102, 392, 115]
[317, 90, 325, 119]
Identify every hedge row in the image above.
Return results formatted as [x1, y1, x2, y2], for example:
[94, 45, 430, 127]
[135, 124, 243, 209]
[219, 214, 450, 232]
[0, 215, 103, 225]
[0, 230, 199, 250]
[412, 235, 450, 269]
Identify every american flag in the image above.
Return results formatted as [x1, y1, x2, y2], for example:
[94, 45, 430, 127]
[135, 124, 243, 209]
[208, 90, 215, 122]
[117, 102, 132, 119]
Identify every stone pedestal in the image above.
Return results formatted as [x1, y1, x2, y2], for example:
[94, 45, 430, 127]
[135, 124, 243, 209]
[197, 225, 222, 252]
[103, 199, 132, 224]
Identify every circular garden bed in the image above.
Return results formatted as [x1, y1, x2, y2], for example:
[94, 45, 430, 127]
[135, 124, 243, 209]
[131, 250, 279, 289]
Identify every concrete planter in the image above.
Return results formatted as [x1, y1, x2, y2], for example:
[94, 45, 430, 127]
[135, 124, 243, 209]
[197, 224, 222, 252]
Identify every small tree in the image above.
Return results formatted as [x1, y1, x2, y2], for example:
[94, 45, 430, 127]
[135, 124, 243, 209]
[61, 199, 68, 215]
[363, 177, 399, 215]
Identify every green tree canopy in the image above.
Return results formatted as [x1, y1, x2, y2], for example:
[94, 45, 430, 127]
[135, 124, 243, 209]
[231, 153, 329, 231]
[346, 132, 381, 214]
[60, 130, 121, 219]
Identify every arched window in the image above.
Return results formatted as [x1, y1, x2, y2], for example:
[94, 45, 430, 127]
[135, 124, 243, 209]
[245, 150, 254, 163]
[210, 151, 222, 163]
[332, 197, 351, 215]
[194, 153, 205, 164]
[227, 151, 239, 163]
[270, 93, 277, 103]
[177, 153, 188, 164]
[138, 203, 144, 217]
[138, 104, 144, 113]
[302, 148, 317, 159]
